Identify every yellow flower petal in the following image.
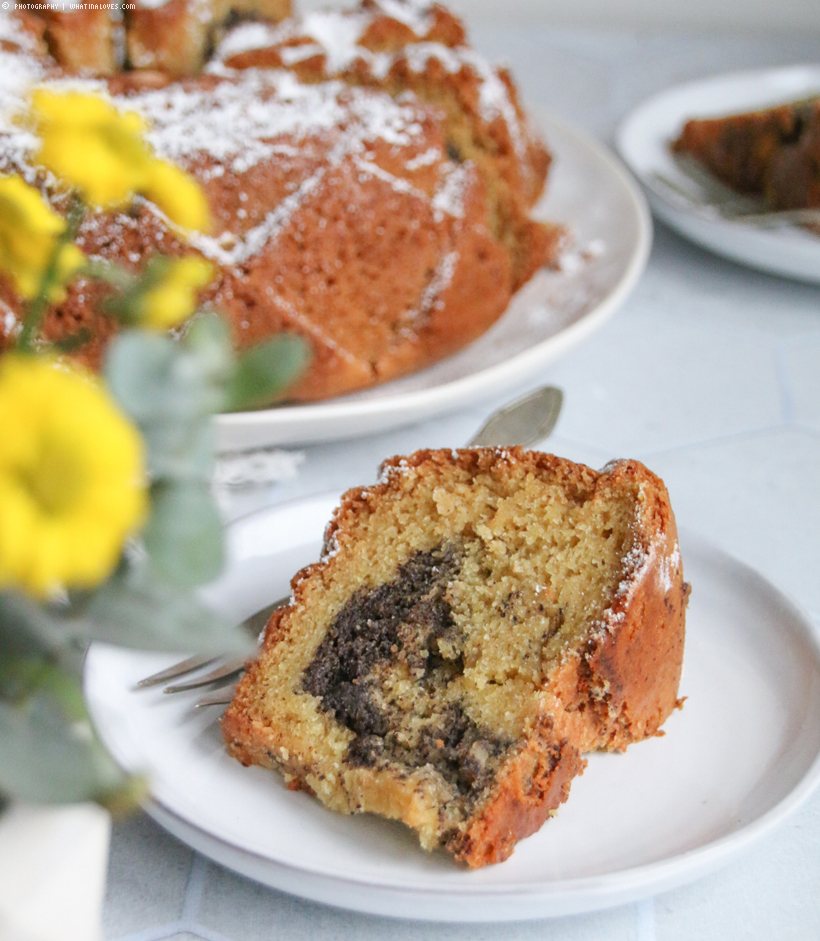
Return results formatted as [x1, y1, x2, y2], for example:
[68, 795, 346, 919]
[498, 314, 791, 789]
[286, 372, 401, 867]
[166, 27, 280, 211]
[0, 355, 147, 597]
[49, 243, 86, 303]
[27, 90, 212, 230]
[31, 89, 147, 135]
[135, 256, 215, 331]
[0, 174, 86, 300]
[29, 90, 154, 210]
[144, 160, 212, 233]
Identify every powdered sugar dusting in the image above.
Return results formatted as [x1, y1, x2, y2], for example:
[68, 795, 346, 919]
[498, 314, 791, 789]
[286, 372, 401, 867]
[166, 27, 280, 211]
[267, 293, 363, 367]
[0, 12, 38, 50]
[377, 457, 413, 484]
[416, 250, 458, 316]
[192, 167, 329, 266]
[302, 11, 370, 74]
[0, 15, 47, 172]
[0, 5, 534, 297]
[353, 156, 426, 199]
[615, 542, 651, 599]
[559, 236, 607, 274]
[1, 50, 458, 269]
[136, 72, 354, 172]
[280, 44, 324, 66]
[659, 542, 681, 592]
[213, 446, 304, 488]
[402, 40, 461, 75]
[212, 8, 530, 161]
[405, 146, 440, 170]
[320, 526, 342, 562]
[371, 0, 435, 35]
[114, 71, 432, 263]
[215, 21, 284, 59]
[600, 527, 680, 637]
[432, 162, 468, 220]
[1, 300, 19, 338]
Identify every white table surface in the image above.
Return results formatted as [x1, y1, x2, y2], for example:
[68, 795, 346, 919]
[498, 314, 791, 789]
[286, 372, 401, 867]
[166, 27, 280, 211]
[102, 25, 820, 941]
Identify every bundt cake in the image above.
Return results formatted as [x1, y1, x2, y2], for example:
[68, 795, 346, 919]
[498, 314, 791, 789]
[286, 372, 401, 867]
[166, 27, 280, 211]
[673, 96, 820, 211]
[222, 449, 688, 867]
[0, 1, 562, 403]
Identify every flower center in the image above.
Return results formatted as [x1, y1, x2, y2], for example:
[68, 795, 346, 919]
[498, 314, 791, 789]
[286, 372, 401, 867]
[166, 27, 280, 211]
[21, 437, 86, 515]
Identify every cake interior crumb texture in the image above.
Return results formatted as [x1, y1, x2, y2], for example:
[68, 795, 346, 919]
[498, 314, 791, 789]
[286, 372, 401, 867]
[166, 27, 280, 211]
[223, 449, 688, 868]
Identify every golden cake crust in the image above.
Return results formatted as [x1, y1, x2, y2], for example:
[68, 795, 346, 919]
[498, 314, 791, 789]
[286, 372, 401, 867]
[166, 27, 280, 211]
[222, 448, 687, 867]
[18, 0, 293, 76]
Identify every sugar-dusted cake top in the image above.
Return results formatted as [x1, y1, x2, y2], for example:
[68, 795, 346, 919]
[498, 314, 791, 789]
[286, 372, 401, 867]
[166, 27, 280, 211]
[210, 1, 529, 160]
[0, 28, 470, 272]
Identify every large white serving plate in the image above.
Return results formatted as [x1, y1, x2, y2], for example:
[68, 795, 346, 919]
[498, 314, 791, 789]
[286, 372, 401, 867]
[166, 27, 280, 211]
[215, 112, 651, 450]
[84, 495, 820, 922]
[617, 65, 820, 282]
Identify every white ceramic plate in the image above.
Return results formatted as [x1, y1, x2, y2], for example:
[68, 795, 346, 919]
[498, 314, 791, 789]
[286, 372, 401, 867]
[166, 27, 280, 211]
[616, 65, 820, 283]
[84, 495, 820, 922]
[214, 112, 651, 450]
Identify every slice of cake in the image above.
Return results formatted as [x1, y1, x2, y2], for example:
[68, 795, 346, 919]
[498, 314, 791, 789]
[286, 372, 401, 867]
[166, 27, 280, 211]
[672, 97, 820, 210]
[222, 449, 688, 867]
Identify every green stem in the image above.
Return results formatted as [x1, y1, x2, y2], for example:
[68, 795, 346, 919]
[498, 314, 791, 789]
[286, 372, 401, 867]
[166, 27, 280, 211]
[83, 258, 135, 291]
[16, 193, 85, 354]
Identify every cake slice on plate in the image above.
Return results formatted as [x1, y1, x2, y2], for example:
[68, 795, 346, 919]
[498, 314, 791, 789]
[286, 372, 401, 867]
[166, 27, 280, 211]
[223, 448, 688, 867]
[673, 97, 820, 211]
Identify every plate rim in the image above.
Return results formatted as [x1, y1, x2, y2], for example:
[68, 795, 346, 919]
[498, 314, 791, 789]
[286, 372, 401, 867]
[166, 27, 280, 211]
[214, 111, 652, 450]
[615, 63, 820, 283]
[84, 495, 820, 919]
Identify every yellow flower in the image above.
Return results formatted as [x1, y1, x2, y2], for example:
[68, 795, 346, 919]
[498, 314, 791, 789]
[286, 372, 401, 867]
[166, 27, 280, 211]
[28, 89, 211, 233]
[31, 90, 151, 210]
[144, 161, 211, 235]
[0, 356, 147, 597]
[0, 174, 85, 301]
[135, 257, 215, 331]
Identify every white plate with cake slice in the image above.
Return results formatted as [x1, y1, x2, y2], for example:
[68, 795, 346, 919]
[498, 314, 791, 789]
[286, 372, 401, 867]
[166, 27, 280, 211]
[83, 493, 820, 922]
[215, 112, 652, 450]
[616, 65, 820, 283]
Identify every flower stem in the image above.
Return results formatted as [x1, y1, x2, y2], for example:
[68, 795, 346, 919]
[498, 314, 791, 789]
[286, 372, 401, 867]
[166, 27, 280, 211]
[16, 193, 85, 353]
[83, 258, 135, 291]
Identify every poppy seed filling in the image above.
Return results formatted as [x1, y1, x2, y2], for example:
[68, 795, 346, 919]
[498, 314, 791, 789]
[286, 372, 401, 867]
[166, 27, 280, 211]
[301, 544, 511, 798]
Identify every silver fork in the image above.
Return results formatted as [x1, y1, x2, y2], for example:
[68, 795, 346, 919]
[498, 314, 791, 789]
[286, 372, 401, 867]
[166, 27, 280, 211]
[649, 156, 820, 228]
[135, 597, 287, 694]
[136, 384, 564, 706]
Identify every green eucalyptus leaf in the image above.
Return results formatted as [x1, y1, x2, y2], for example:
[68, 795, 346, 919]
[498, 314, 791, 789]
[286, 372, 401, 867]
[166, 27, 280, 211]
[84, 256, 137, 293]
[142, 415, 216, 483]
[105, 329, 228, 481]
[84, 572, 251, 656]
[0, 687, 127, 804]
[105, 330, 180, 420]
[183, 313, 233, 377]
[106, 320, 230, 422]
[0, 591, 73, 660]
[103, 255, 170, 326]
[224, 334, 310, 411]
[142, 480, 224, 588]
[0, 656, 83, 717]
